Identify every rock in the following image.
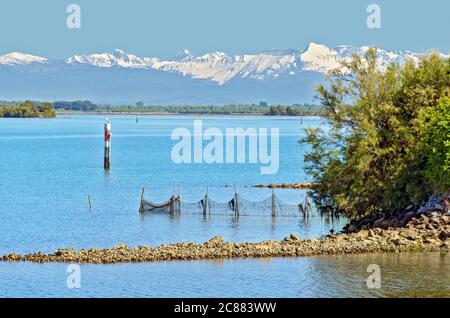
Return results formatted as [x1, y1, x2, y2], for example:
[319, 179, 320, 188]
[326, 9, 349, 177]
[415, 224, 426, 230]
[402, 211, 415, 222]
[426, 223, 435, 230]
[54, 248, 76, 256]
[392, 238, 403, 246]
[438, 230, 450, 240]
[430, 212, 440, 219]
[373, 217, 384, 227]
[354, 230, 369, 239]
[289, 233, 300, 241]
[423, 238, 439, 245]
[440, 239, 450, 249]
[3, 253, 21, 261]
[368, 228, 382, 237]
[431, 217, 441, 225]
[205, 236, 224, 246]
[381, 219, 393, 228]
[423, 230, 438, 238]
[400, 229, 418, 240]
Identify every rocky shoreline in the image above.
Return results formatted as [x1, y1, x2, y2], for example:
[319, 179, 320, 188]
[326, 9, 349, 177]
[2, 194, 449, 265]
[2, 216, 449, 265]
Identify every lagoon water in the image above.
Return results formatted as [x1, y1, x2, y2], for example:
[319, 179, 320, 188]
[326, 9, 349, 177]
[0, 115, 448, 297]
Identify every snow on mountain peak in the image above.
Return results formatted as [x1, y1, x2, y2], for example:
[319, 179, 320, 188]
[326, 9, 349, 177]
[3, 43, 427, 85]
[176, 49, 193, 61]
[305, 42, 331, 52]
[66, 49, 147, 68]
[300, 42, 340, 72]
[0, 52, 47, 65]
[198, 52, 230, 63]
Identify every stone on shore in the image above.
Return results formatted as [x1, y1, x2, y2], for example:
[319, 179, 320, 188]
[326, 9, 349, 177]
[289, 233, 300, 241]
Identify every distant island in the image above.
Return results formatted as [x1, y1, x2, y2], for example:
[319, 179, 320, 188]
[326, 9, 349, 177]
[0, 101, 56, 118]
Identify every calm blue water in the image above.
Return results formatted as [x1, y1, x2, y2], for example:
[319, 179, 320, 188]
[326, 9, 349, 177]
[0, 253, 448, 297]
[0, 115, 447, 298]
[0, 115, 341, 255]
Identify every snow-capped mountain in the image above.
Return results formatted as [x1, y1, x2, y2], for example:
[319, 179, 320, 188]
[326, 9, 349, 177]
[0, 43, 436, 104]
[0, 52, 48, 66]
[61, 42, 421, 85]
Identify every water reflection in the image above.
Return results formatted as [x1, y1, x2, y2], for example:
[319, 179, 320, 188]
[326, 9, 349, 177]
[0, 252, 447, 297]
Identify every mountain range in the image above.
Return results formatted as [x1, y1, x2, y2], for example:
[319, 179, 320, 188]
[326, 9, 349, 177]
[0, 43, 431, 105]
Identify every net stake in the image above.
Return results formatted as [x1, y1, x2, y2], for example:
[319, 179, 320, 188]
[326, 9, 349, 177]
[139, 187, 145, 213]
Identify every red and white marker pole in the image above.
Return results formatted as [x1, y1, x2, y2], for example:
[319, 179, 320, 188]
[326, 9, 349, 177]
[104, 119, 111, 170]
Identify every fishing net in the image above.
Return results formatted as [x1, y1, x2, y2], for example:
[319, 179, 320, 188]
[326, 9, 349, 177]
[140, 190, 313, 217]
[140, 195, 181, 214]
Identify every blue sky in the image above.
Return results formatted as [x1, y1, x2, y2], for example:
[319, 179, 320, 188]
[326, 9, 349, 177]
[0, 0, 449, 58]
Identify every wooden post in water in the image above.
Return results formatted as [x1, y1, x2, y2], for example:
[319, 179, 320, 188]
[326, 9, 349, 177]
[304, 191, 311, 218]
[88, 194, 92, 209]
[234, 184, 239, 218]
[104, 119, 111, 170]
[271, 188, 276, 218]
[177, 182, 181, 213]
[139, 187, 145, 213]
[203, 186, 209, 217]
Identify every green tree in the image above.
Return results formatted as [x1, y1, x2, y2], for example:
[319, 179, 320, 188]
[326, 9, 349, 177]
[0, 101, 55, 118]
[421, 95, 450, 192]
[304, 48, 450, 220]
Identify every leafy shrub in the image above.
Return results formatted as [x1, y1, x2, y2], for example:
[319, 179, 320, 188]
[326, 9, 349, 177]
[304, 49, 450, 220]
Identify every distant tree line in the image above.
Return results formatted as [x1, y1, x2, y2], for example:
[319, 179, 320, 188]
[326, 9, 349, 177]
[51, 100, 323, 116]
[53, 100, 98, 111]
[268, 105, 321, 116]
[1, 100, 324, 116]
[0, 101, 55, 118]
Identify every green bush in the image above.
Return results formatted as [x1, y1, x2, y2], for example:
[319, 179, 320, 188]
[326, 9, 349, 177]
[0, 101, 55, 118]
[304, 49, 450, 220]
[421, 96, 450, 192]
